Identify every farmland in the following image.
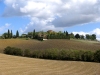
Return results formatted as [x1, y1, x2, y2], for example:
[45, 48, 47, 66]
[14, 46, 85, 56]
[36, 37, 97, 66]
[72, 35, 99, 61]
[0, 53, 100, 75]
[0, 39, 100, 53]
[0, 39, 100, 75]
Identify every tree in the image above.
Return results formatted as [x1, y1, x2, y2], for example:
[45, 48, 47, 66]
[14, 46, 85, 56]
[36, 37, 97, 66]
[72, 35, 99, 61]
[75, 34, 80, 39]
[64, 31, 65, 33]
[2, 33, 8, 39]
[10, 30, 13, 38]
[66, 31, 68, 36]
[80, 35, 84, 39]
[86, 34, 90, 40]
[16, 30, 19, 38]
[70, 33, 75, 39]
[8, 29, 10, 38]
[91, 34, 96, 40]
[33, 29, 35, 39]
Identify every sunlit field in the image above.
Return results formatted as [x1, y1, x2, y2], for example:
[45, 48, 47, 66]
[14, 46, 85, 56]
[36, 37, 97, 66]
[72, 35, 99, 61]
[0, 53, 99, 75]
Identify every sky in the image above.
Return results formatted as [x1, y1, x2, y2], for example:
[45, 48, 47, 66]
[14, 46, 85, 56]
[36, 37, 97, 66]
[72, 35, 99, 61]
[0, 0, 100, 40]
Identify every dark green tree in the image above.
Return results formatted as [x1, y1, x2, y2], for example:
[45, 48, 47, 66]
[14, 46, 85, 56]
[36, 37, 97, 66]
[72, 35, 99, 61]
[80, 35, 84, 39]
[3, 33, 8, 39]
[66, 31, 68, 36]
[16, 30, 19, 38]
[10, 30, 13, 38]
[86, 34, 90, 40]
[8, 29, 10, 38]
[64, 31, 65, 33]
[91, 34, 96, 40]
[75, 34, 80, 39]
[33, 29, 35, 39]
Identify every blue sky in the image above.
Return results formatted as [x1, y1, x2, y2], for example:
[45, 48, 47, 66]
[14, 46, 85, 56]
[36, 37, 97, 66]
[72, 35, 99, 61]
[0, 0, 100, 40]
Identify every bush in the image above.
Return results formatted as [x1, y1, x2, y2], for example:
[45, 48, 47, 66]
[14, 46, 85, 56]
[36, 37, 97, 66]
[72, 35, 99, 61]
[94, 50, 100, 62]
[81, 51, 94, 62]
[24, 49, 31, 57]
[3, 46, 100, 63]
[4, 46, 23, 56]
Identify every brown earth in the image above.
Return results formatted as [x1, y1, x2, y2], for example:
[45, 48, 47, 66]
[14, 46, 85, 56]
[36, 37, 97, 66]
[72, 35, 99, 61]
[0, 39, 100, 53]
[0, 53, 100, 75]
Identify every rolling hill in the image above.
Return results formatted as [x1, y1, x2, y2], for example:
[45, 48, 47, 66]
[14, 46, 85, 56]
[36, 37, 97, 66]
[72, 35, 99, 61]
[0, 39, 100, 53]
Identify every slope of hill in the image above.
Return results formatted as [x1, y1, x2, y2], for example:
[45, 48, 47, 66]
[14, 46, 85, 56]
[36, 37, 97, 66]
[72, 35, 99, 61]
[0, 39, 100, 53]
[0, 53, 99, 75]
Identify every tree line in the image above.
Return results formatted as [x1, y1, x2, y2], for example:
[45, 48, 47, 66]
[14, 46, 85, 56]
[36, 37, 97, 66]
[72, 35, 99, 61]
[1, 29, 97, 41]
[2, 29, 19, 39]
[4, 46, 100, 62]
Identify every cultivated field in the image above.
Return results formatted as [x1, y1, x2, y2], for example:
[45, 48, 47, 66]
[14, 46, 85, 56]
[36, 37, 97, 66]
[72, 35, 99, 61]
[0, 53, 99, 75]
[0, 39, 100, 53]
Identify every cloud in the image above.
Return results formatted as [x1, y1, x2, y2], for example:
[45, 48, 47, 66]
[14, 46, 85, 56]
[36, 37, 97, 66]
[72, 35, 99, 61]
[73, 28, 100, 40]
[0, 23, 11, 34]
[2, 0, 100, 32]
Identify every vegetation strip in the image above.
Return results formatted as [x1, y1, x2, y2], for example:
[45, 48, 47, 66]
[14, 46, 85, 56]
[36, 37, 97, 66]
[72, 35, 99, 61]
[4, 46, 100, 63]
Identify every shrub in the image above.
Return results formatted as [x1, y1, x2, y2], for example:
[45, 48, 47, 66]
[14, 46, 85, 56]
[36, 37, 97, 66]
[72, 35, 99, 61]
[81, 51, 94, 62]
[3, 46, 100, 63]
[94, 50, 100, 62]
[4, 46, 23, 56]
[24, 49, 31, 57]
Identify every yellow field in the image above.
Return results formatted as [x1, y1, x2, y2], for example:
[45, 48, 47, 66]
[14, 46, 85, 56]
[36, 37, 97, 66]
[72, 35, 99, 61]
[0, 53, 99, 75]
[0, 39, 100, 53]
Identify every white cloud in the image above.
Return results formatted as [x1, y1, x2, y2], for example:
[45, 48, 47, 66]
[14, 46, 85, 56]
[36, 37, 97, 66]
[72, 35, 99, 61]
[2, 0, 100, 33]
[73, 28, 100, 40]
[0, 23, 11, 34]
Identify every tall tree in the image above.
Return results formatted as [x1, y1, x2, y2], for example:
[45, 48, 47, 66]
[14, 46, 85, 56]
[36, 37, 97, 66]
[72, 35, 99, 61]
[8, 29, 10, 38]
[66, 31, 68, 36]
[10, 30, 13, 38]
[33, 29, 35, 39]
[64, 31, 65, 33]
[16, 30, 19, 38]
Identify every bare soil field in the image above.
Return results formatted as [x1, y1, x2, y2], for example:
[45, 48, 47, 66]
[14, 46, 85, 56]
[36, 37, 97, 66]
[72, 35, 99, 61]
[0, 53, 99, 75]
[0, 39, 100, 53]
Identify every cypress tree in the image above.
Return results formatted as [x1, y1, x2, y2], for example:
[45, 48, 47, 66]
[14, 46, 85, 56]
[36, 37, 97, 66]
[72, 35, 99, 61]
[16, 30, 19, 38]
[8, 29, 10, 38]
[66, 31, 68, 36]
[33, 29, 35, 39]
[11, 30, 13, 38]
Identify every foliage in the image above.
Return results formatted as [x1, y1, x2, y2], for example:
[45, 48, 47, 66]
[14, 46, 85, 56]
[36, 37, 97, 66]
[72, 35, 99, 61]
[94, 50, 100, 62]
[75, 34, 80, 39]
[16, 30, 19, 38]
[86, 34, 96, 40]
[24, 49, 31, 57]
[4, 46, 23, 56]
[3, 46, 100, 63]
[8, 29, 10, 38]
[10, 30, 13, 38]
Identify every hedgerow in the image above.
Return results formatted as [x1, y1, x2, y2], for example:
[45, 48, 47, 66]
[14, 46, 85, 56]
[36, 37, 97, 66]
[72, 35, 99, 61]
[3, 46, 100, 62]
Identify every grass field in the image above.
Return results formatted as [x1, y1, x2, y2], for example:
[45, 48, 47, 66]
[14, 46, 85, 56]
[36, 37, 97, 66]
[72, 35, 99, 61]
[0, 39, 100, 53]
[0, 53, 99, 75]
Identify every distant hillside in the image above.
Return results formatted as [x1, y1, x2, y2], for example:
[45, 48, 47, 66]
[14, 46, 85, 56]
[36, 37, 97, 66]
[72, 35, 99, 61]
[0, 39, 100, 53]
